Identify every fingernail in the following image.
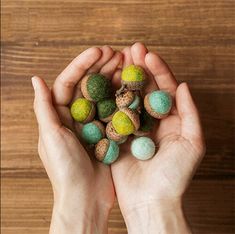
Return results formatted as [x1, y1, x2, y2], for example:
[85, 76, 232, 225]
[31, 76, 37, 90]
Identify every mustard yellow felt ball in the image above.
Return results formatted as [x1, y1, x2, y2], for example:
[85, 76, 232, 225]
[70, 98, 95, 123]
[112, 108, 140, 136]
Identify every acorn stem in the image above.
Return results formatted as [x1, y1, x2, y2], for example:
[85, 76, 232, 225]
[115, 84, 127, 96]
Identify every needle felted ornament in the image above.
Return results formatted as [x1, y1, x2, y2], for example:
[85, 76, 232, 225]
[112, 108, 140, 136]
[121, 65, 146, 90]
[81, 73, 111, 102]
[81, 120, 105, 144]
[116, 90, 141, 111]
[134, 109, 156, 136]
[95, 138, 119, 165]
[144, 90, 172, 119]
[70, 98, 95, 123]
[97, 99, 117, 123]
[131, 137, 156, 160]
[106, 121, 128, 144]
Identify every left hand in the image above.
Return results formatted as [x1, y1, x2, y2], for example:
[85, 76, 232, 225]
[33, 46, 122, 234]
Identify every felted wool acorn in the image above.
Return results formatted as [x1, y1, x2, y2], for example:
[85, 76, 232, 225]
[70, 98, 95, 123]
[106, 121, 128, 144]
[134, 109, 156, 136]
[116, 90, 141, 110]
[112, 108, 140, 136]
[81, 120, 105, 144]
[81, 73, 111, 102]
[121, 65, 146, 90]
[95, 138, 119, 165]
[131, 137, 156, 160]
[144, 90, 172, 119]
[97, 99, 118, 123]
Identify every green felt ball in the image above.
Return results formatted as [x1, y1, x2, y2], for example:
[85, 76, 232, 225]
[82, 122, 103, 144]
[139, 110, 155, 132]
[131, 137, 156, 160]
[87, 74, 111, 102]
[121, 65, 145, 82]
[70, 98, 92, 122]
[97, 99, 116, 119]
[149, 91, 172, 115]
[102, 140, 119, 165]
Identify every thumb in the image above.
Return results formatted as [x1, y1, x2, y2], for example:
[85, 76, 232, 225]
[32, 76, 61, 131]
[176, 83, 205, 154]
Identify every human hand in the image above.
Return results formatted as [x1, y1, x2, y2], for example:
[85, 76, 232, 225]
[32, 46, 122, 234]
[111, 43, 206, 233]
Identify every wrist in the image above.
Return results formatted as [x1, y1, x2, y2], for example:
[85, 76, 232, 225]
[123, 198, 192, 234]
[50, 188, 110, 234]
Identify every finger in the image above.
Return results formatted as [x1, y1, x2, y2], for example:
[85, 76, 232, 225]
[32, 76, 61, 131]
[100, 51, 123, 78]
[131, 42, 148, 68]
[176, 83, 205, 151]
[130, 42, 157, 93]
[145, 52, 178, 96]
[122, 47, 133, 67]
[53, 47, 102, 105]
[88, 45, 114, 73]
[111, 68, 122, 90]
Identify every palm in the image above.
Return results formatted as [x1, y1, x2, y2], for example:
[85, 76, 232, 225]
[111, 43, 205, 214]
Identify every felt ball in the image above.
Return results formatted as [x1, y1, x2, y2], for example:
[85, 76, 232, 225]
[112, 108, 140, 136]
[81, 73, 111, 102]
[97, 99, 117, 122]
[131, 137, 156, 160]
[121, 65, 145, 90]
[95, 138, 119, 165]
[70, 98, 95, 123]
[106, 121, 128, 144]
[82, 120, 105, 144]
[144, 90, 172, 119]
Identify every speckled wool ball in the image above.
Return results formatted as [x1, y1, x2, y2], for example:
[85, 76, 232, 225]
[144, 90, 172, 119]
[82, 120, 105, 144]
[106, 121, 128, 144]
[97, 99, 117, 123]
[70, 98, 95, 123]
[112, 108, 140, 136]
[116, 91, 141, 110]
[121, 65, 146, 90]
[131, 137, 156, 160]
[95, 138, 119, 165]
[81, 73, 111, 102]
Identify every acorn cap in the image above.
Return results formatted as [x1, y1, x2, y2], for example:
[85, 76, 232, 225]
[144, 92, 172, 119]
[93, 120, 106, 137]
[116, 91, 135, 109]
[106, 121, 128, 143]
[121, 80, 145, 90]
[95, 138, 109, 161]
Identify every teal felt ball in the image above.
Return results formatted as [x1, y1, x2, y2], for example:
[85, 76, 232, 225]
[95, 138, 119, 165]
[144, 90, 172, 119]
[82, 121, 105, 144]
[131, 137, 156, 160]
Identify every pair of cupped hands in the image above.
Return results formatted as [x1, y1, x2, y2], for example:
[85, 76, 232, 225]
[32, 43, 205, 234]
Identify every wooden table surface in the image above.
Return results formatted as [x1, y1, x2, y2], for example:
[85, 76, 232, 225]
[1, 0, 235, 233]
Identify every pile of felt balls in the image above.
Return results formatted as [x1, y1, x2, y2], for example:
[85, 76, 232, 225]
[70, 65, 173, 165]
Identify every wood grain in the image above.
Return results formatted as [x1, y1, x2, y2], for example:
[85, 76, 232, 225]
[1, 177, 234, 234]
[1, 0, 235, 233]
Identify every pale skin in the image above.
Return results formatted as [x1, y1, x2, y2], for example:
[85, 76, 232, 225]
[32, 43, 205, 234]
